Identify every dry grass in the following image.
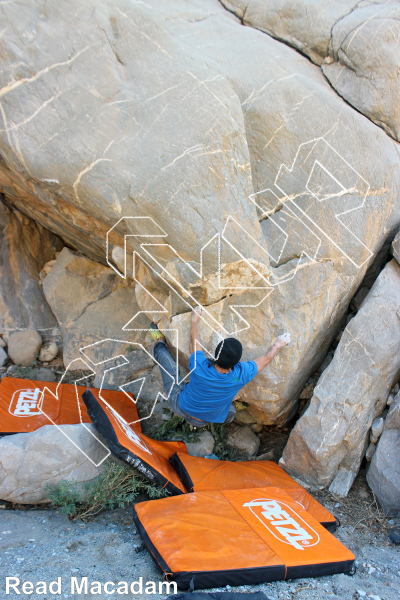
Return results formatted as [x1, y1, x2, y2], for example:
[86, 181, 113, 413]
[314, 470, 391, 536]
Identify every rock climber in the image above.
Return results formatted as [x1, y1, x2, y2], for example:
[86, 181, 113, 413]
[150, 306, 290, 428]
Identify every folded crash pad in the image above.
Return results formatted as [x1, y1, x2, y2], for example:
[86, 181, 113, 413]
[0, 377, 140, 435]
[82, 389, 187, 495]
[169, 452, 337, 531]
[133, 486, 355, 590]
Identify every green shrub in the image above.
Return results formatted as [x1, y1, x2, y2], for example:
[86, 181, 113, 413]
[154, 411, 235, 460]
[45, 462, 169, 522]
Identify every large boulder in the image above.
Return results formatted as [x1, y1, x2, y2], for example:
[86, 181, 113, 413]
[1, 0, 400, 424]
[0, 424, 109, 503]
[367, 393, 400, 515]
[281, 260, 400, 495]
[219, 0, 400, 142]
[0, 201, 62, 340]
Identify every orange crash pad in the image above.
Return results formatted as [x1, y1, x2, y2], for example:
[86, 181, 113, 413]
[169, 452, 337, 531]
[82, 389, 187, 495]
[0, 377, 140, 435]
[133, 486, 355, 590]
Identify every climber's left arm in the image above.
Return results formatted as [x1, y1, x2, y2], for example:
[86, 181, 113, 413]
[253, 332, 291, 374]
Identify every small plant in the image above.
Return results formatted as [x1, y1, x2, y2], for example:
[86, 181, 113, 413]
[208, 422, 235, 460]
[154, 413, 235, 460]
[45, 462, 169, 522]
[154, 413, 201, 443]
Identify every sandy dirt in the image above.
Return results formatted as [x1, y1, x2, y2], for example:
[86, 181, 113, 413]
[1, 485, 399, 600]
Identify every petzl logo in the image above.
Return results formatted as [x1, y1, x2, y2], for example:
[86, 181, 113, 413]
[9, 388, 42, 416]
[243, 498, 320, 550]
[109, 406, 152, 455]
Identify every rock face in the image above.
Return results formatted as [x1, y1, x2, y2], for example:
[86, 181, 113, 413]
[0, 0, 400, 426]
[42, 247, 149, 369]
[367, 393, 400, 515]
[0, 202, 62, 339]
[0, 424, 109, 504]
[220, 0, 400, 142]
[281, 260, 400, 495]
[7, 328, 43, 366]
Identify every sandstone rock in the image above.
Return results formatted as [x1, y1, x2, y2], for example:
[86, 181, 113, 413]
[281, 260, 400, 494]
[0, 337, 6, 348]
[41, 246, 150, 370]
[219, 1, 400, 142]
[39, 342, 59, 362]
[42, 248, 121, 330]
[7, 329, 42, 366]
[160, 0, 400, 424]
[0, 0, 400, 427]
[370, 417, 384, 445]
[0, 424, 109, 504]
[0, 0, 263, 264]
[62, 286, 149, 368]
[256, 450, 275, 461]
[0, 202, 62, 340]
[0, 346, 8, 367]
[93, 349, 155, 392]
[227, 425, 260, 457]
[367, 429, 400, 516]
[392, 231, 400, 265]
[387, 394, 395, 407]
[185, 430, 215, 457]
[365, 443, 376, 462]
[35, 368, 57, 383]
[251, 423, 263, 433]
[225, 0, 351, 65]
[323, 2, 400, 142]
[234, 409, 257, 425]
[328, 469, 356, 497]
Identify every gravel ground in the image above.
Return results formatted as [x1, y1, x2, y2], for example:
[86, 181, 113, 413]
[1, 498, 399, 600]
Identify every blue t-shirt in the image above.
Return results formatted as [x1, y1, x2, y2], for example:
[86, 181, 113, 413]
[178, 351, 258, 423]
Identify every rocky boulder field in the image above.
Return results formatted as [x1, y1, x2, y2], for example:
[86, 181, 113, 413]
[0, 0, 400, 597]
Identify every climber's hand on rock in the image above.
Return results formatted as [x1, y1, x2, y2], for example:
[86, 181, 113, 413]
[275, 332, 291, 348]
[192, 305, 205, 324]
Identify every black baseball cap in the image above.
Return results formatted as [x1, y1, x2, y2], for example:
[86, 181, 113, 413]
[215, 338, 242, 369]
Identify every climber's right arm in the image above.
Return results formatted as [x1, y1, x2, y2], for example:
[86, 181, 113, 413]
[189, 306, 205, 355]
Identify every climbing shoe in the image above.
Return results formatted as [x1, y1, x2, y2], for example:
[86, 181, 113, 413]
[149, 322, 165, 342]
